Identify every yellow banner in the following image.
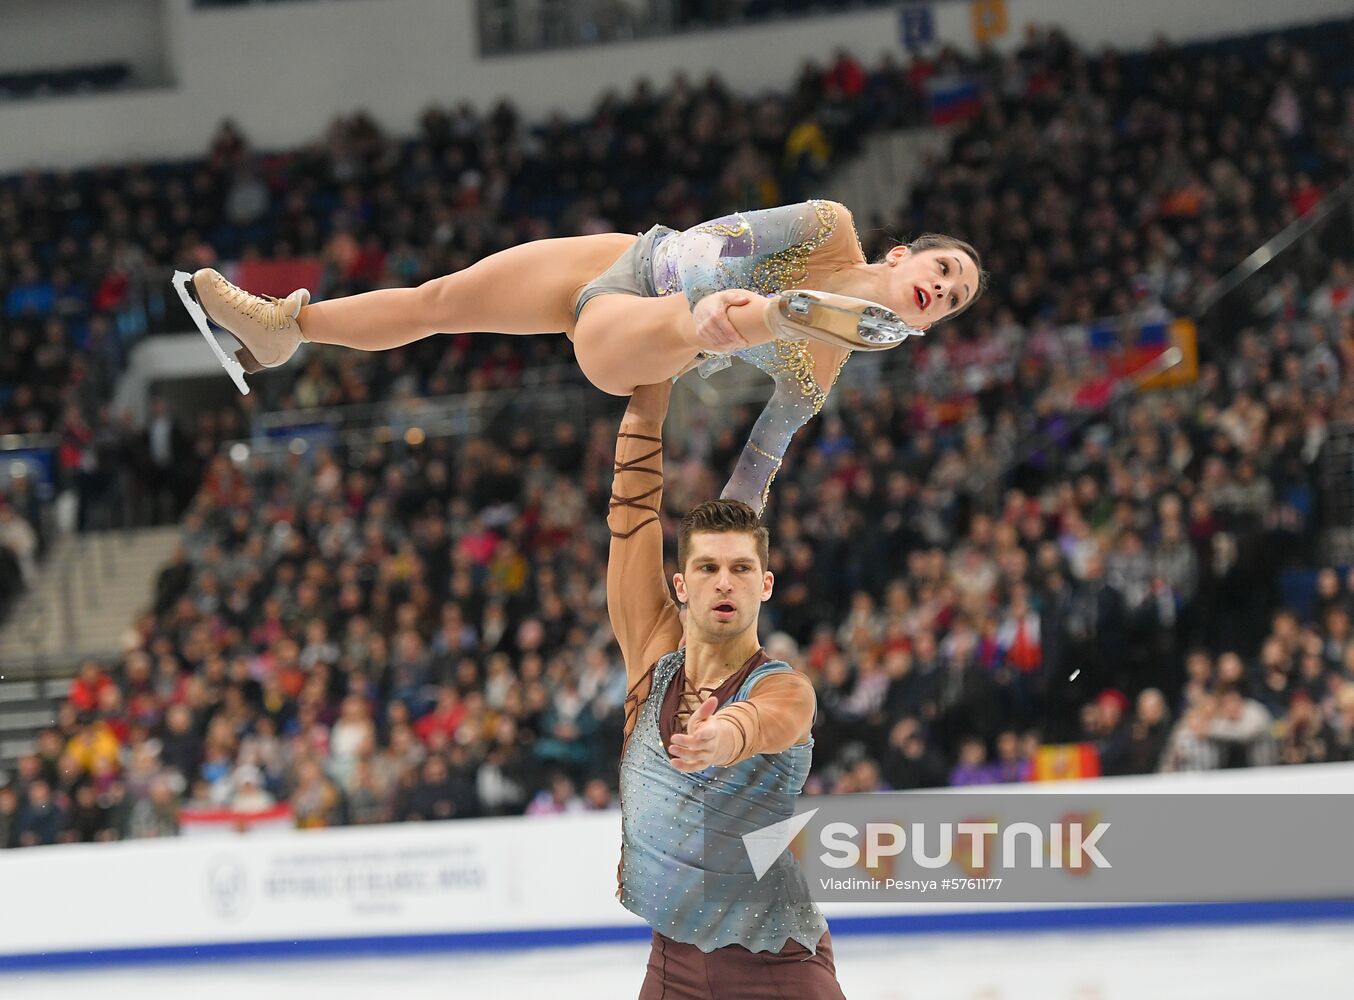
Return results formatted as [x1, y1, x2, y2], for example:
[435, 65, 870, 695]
[1139, 318, 1200, 391]
[971, 0, 1008, 44]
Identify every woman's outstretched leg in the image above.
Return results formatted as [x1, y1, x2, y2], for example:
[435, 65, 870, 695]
[301, 234, 636, 348]
[182, 233, 636, 372]
[184, 231, 797, 396]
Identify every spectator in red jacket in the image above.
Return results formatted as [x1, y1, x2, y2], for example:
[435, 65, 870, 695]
[68, 660, 114, 714]
[414, 686, 467, 748]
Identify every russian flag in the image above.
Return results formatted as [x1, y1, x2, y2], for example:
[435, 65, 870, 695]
[1088, 316, 1170, 379]
[927, 75, 982, 124]
[1080, 315, 1196, 392]
[1123, 320, 1168, 375]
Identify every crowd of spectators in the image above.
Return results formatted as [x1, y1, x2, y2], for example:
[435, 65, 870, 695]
[3, 19, 1354, 844]
[900, 23, 1353, 330]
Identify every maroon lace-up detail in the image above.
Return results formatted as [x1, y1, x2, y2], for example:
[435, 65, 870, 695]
[609, 432, 663, 539]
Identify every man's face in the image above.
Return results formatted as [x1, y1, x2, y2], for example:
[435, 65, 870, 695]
[673, 532, 772, 642]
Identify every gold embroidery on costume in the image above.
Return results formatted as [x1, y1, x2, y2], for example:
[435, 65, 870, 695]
[766, 340, 825, 411]
[746, 199, 837, 296]
[828, 350, 851, 395]
[693, 218, 750, 239]
[742, 200, 841, 407]
[760, 460, 782, 510]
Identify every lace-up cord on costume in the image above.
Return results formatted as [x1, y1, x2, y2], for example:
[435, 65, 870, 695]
[609, 432, 663, 539]
[622, 666, 655, 757]
[673, 677, 719, 733]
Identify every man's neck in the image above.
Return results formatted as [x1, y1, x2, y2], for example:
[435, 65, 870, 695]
[682, 631, 763, 689]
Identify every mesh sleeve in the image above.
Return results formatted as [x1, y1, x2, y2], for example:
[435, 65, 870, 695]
[720, 377, 820, 516]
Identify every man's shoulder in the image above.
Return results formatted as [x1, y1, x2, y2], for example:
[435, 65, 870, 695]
[745, 660, 815, 692]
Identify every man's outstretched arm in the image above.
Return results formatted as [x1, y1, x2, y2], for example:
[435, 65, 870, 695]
[607, 382, 683, 685]
[668, 675, 816, 772]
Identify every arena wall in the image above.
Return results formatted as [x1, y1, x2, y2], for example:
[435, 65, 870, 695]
[2, 762, 1352, 970]
[0, 0, 1350, 173]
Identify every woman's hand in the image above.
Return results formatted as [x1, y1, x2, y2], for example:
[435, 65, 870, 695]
[692, 290, 753, 353]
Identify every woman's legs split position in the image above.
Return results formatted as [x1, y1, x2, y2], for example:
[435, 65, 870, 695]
[298, 235, 626, 350]
[189, 230, 787, 395]
[296, 232, 786, 396]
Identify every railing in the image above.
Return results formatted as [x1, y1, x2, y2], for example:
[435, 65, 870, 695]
[1194, 175, 1354, 319]
[226, 364, 641, 492]
[970, 176, 1354, 507]
[1188, 176, 1354, 546]
[669, 307, 1202, 504]
[0, 426, 147, 676]
[245, 363, 604, 455]
[0, 530, 134, 679]
[980, 346, 1186, 493]
[252, 363, 580, 435]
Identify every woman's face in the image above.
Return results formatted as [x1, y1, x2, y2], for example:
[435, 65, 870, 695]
[880, 245, 980, 329]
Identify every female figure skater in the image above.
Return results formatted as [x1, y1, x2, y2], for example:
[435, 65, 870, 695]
[175, 199, 983, 510]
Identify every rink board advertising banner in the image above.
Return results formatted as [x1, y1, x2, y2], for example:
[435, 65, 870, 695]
[711, 794, 1354, 906]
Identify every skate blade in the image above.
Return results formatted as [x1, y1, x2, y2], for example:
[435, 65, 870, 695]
[781, 292, 924, 348]
[172, 269, 251, 396]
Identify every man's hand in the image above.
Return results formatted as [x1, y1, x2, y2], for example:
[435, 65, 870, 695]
[691, 290, 752, 353]
[624, 380, 673, 424]
[668, 695, 740, 772]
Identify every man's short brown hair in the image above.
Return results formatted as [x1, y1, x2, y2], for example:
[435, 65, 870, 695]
[677, 499, 770, 572]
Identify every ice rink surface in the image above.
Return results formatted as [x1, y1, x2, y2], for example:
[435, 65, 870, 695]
[2, 923, 1350, 1000]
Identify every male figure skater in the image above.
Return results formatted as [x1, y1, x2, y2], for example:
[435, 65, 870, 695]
[607, 380, 846, 999]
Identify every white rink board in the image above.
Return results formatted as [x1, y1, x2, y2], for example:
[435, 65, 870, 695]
[0, 763, 1351, 961]
[0, 811, 643, 955]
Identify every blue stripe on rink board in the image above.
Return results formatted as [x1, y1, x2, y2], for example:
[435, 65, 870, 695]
[3, 900, 1354, 972]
